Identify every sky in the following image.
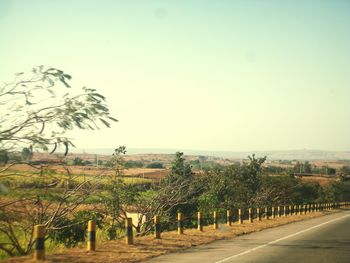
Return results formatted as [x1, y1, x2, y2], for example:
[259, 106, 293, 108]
[1, 0, 350, 152]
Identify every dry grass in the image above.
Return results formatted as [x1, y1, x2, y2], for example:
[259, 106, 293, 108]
[300, 176, 337, 186]
[4, 211, 336, 263]
[2, 164, 165, 177]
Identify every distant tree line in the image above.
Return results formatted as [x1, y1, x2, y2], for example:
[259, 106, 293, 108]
[265, 161, 342, 176]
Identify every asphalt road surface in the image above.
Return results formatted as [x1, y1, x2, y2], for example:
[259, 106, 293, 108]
[146, 210, 350, 263]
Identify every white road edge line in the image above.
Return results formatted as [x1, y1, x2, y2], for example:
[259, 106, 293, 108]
[214, 212, 350, 263]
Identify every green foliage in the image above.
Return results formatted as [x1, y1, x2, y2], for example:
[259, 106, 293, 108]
[324, 181, 350, 202]
[99, 180, 139, 240]
[0, 150, 9, 164]
[21, 147, 33, 162]
[293, 161, 312, 174]
[125, 160, 144, 168]
[197, 155, 267, 212]
[72, 157, 83, 165]
[146, 162, 164, 169]
[166, 152, 192, 182]
[339, 166, 350, 176]
[48, 211, 104, 248]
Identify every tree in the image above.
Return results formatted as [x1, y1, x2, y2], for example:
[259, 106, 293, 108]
[0, 66, 117, 154]
[0, 150, 9, 164]
[304, 161, 312, 174]
[21, 147, 33, 162]
[0, 67, 117, 257]
[167, 152, 192, 182]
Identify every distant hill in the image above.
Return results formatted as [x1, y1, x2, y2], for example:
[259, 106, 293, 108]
[70, 148, 350, 160]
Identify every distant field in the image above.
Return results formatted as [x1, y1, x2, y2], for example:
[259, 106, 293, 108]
[1, 164, 167, 179]
[300, 175, 337, 186]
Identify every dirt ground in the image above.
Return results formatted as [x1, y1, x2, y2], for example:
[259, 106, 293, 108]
[3, 211, 337, 263]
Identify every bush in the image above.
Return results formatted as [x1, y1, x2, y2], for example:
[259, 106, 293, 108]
[48, 211, 104, 247]
[125, 160, 144, 168]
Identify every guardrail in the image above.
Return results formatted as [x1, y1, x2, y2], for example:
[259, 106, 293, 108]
[32, 201, 349, 261]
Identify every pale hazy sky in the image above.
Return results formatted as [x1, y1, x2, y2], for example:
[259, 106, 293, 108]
[1, 1, 350, 152]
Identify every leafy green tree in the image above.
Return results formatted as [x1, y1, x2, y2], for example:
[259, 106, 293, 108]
[197, 155, 267, 212]
[0, 150, 9, 164]
[166, 152, 192, 182]
[21, 147, 33, 162]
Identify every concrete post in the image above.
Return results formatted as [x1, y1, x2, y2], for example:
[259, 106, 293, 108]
[197, 212, 203, 231]
[154, 215, 161, 239]
[178, 212, 184, 235]
[33, 225, 45, 261]
[227, 210, 232, 226]
[125, 218, 133, 245]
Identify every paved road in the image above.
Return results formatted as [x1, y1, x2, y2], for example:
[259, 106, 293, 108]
[146, 210, 350, 263]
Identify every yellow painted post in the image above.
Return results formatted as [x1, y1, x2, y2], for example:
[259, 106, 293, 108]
[87, 220, 96, 251]
[125, 218, 133, 245]
[298, 205, 302, 215]
[33, 225, 45, 261]
[294, 205, 297, 215]
[154, 215, 161, 239]
[289, 205, 292, 216]
[238, 208, 243, 224]
[257, 208, 261, 221]
[283, 206, 286, 217]
[227, 210, 232, 226]
[272, 207, 275, 219]
[197, 212, 203, 231]
[178, 212, 184, 235]
[248, 208, 253, 223]
[277, 206, 281, 217]
[213, 211, 219, 229]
